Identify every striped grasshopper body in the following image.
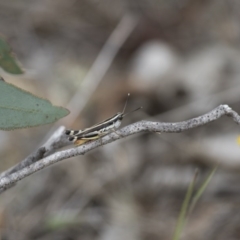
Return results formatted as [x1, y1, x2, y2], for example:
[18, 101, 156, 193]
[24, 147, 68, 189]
[65, 94, 141, 146]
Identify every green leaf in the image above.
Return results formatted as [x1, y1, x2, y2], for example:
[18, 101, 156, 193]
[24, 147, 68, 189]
[0, 80, 69, 130]
[0, 37, 24, 74]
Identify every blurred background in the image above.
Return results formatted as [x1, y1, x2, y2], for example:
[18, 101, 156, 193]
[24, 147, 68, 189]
[1, 0, 240, 239]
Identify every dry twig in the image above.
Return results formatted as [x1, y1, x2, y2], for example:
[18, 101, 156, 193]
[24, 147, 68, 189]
[0, 104, 239, 191]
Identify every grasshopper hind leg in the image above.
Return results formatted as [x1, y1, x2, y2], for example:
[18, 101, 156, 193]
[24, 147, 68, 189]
[68, 136, 88, 146]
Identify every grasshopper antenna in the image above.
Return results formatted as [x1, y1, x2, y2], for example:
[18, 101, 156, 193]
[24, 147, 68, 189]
[122, 93, 130, 114]
[123, 106, 143, 117]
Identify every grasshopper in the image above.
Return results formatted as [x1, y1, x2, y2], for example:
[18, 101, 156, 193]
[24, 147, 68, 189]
[65, 94, 141, 146]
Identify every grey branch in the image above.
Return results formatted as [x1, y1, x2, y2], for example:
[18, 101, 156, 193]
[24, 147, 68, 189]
[0, 104, 239, 190]
[0, 126, 70, 179]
